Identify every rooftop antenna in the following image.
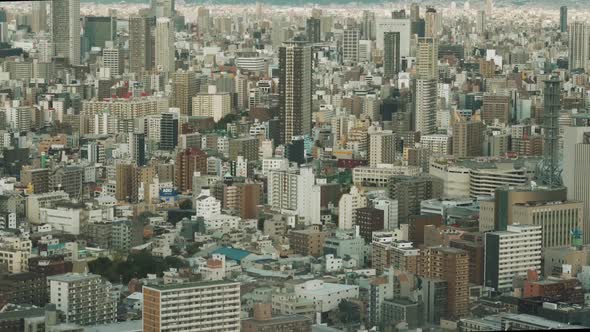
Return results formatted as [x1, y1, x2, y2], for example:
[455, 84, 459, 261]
[536, 76, 563, 188]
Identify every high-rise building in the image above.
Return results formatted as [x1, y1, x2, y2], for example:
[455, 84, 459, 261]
[343, 28, 360, 64]
[356, 207, 385, 243]
[192, 93, 231, 122]
[31, 1, 47, 33]
[563, 128, 590, 244]
[175, 148, 208, 192]
[160, 112, 178, 150]
[306, 17, 321, 43]
[512, 200, 583, 248]
[362, 11, 376, 40]
[155, 17, 175, 73]
[568, 22, 588, 71]
[151, 0, 175, 18]
[485, 0, 493, 16]
[102, 43, 123, 76]
[48, 273, 117, 326]
[452, 120, 485, 158]
[388, 175, 442, 223]
[115, 163, 134, 201]
[143, 281, 241, 332]
[415, 37, 438, 135]
[51, 0, 81, 65]
[419, 247, 469, 319]
[416, 37, 438, 79]
[130, 133, 146, 166]
[171, 71, 197, 116]
[279, 41, 312, 144]
[338, 186, 367, 230]
[424, 7, 440, 38]
[560, 6, 568, 33]
[383, 31, 400, 79]
[484, 225, 542, 292]
[197, 7, 210, 35]
[476, 10, 485, 34]
[83, 16, 116, 51]
[369, 130, 396, 167]
[129, 15, 153, 75]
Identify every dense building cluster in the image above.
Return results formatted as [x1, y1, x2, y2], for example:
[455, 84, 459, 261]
[0, 0, 589, 331]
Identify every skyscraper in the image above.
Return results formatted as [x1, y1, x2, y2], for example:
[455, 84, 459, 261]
[155, 17, 175, 73]
[564, 129, 590, 244]
[129, 15, 153, 75]
[160, 112, 178, 151]
[83, 16, 116, 51]
[452, 120, 485, 158]
[560, 6, 568, 33]
[131, 133, 146, 167]
[306, 17, 321, 43]
[414, 37, 438, 135]
[362, 11, 376, 40]
[151, 0, 175, 18]
[31, 1, 47, 33]
[383, 31, 400, 79]
[342, 28, 360, 64]
[485, 0, 493, 16]
[568, 22, 588, 71]
[171, 71, 197, 116]
[51, 0, 81, 65]
[279, 41, 312, 144]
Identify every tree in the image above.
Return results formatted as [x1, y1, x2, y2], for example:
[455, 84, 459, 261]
[178, 199, 193, 210]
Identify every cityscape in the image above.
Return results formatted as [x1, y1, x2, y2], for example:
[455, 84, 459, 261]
[1, 0, 590, 331]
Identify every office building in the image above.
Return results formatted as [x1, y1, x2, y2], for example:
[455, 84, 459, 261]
[343, 28, 360, 64]
[130, 133, 146, 166]
[356, 207, 385, 243]
[306, 17, 321, 43]
[568, 22, 588, 71]
[484, 225, 542, 292]
[288, 229, 328, 257]
[279, 41, 312, 144]
[48, 273, 117, 326]
[52, 0, 80, 65]
[155, 17, 175, 73]
[31, 1, 47, 33]
[560, 6, 567, 33]
[376, 18, 411, 56]
[129, 15, 153, 74]
[512, 200, 583, 248]
[420, 277, 448, 324]
[143, 281, 241, 332]
[83, 16, 116, 50]
[102, 44, 123, 76]
[383, 31, 400, 79]
[160, 112, 178, 150]
[564, 129, 590, 243]
[494, 185, 567, 231]
[362, 10, 376, 40]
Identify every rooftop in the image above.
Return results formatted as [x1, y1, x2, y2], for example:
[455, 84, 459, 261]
[143, 280, 239, 291]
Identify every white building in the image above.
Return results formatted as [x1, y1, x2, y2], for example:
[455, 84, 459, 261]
[192, 93, 231, 122]
[39, 206, 84, 235]
[155, 17, 175, 73]
[420, 134, 452, 155]
[376, 18, 411, 56]
[338, 186, 367, 230]
[194, 189, 221, 219]
[48, 273, 117, 326]
[373, 198, 399, 230]
[484, 225, 542, 292]
[26, 191, 70, 224]
[353, 165, 421, 187]
[293, 279, 359, 312]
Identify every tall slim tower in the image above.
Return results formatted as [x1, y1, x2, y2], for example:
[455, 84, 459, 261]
[383, 32, 400, 79]
[415, 37, 438, 135]
[568, 22, 588, 71]
[129, 15, 153, 75]
[279, 41, 312, 144]
[536, 77, 563, 188]
[31, 1, 47, 33]
[485, 0, 493, 16]
[560, 6, 568, 33]
[306, 17, 321, 43]
[362, 10, 376, 40]
[155, 17, 175, 73]
[51, 0, 81, 65]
